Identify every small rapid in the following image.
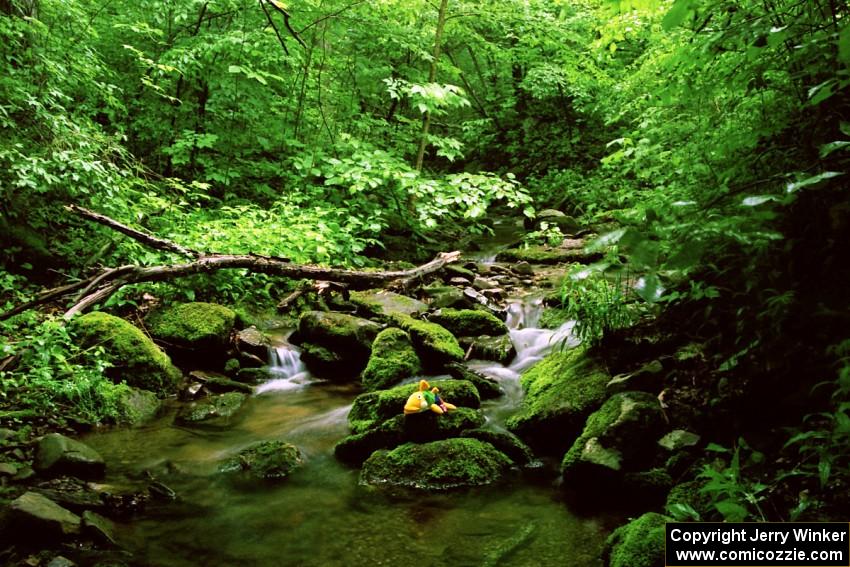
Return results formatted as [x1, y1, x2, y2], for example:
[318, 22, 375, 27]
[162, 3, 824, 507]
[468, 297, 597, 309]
[471, 296, 580, 427]
[255, 340, 315, 394]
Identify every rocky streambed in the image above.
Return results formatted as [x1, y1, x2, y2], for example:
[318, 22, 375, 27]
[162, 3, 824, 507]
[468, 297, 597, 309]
[1, 220, 701, 566]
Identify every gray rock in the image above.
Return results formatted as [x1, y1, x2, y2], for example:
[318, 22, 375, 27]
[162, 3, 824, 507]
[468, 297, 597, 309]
[513, 261, 534, 276]
[34, 433, 105, 479]
[235, 326, 272, 360]
[658, 430, 701, 452]
[189, 370, 254, 394]
[10, 491, 82, 538]
[82, 510, 118, 546]
[115, 387, 161, 426]
[176, 392, 247, 426]
[0, 461, 17, 476]
[561, 391, 666, 487]
[47, 557, 77, 567]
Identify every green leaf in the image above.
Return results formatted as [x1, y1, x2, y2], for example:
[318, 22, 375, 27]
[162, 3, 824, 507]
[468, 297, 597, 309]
[819, 141, 850, 158]
[786, 171, 843, 193]
[741, 195, 779, 206]
[715, 499, 749, 522]
[818, 456, 831, 488]
[662, 0, 692, 31]
[839, 25, 850, 66]
[705, 443, 729, 453]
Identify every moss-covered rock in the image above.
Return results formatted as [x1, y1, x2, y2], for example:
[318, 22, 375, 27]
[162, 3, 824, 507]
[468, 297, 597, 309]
[147, 302, 236, 356]
[428, 309, 508, 337]
[458, 335, 516, 365]
[335, 408, 486, 465]
[114, 387, 162, 426]
[189, 370, 254, 394]
[666, 480, 714, 520]
[347, 379, 480, 434]
[505, 347, 610, 454]
[218, 440, 302, 480]
[496, 245, 601, 265]
[389, 313, 464, 370]
[446, 362, 504, 399]
[603, 512, 668, 567]
[360, 438, 513, 490]
[71, 312, 182, 393]
[349, 290, 427, 321]
[421, 284, 471, 309]
[460, 429, 534, 465]
[235, 366, 273, 384]
[293, 311, 381, 377]
[561, 391, 665, 487]
[361, 329, 422, 391]
[176, 392, 247, 426]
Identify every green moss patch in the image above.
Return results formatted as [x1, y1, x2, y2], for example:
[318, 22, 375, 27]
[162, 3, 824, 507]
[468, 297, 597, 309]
[361, 329, 422, 391]
[349, 290, 427, 320]
[603, 512, 668, 567]
[360, 438, 513, 490]
[389, 313, 464, 370]
[428, 309, 507, 337]
[505, 347, 609, 454]
[71, 312, 182, 394]
[219, 440, 302, 480]
[147, 302, 236, 352]
[348, 379, 480, 434]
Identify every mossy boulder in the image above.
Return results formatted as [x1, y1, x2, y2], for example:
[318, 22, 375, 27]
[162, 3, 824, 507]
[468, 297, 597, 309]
[293, 311, 381, 377]
[147, 302, 236, 360]
[71, 312, 182, 393]
[361, 329, 422, 391]
[428, 309, 508, 337]
[496, 245, 601, 265]
[34, 433, 105, 479]
[459, 335, 516, 365]
[446, 362, 504, 399]
[350, 290, 427, 321]
[360, 438, 513, 490]
[176, 392, 247, 426]
[347, 379, 480, 434]
[506, 347, 610, 454]
[460, 429, 534, 466]
[603, 512, 668, 567]
[335, 408, 486, 465]
[561, 391, 665, 488]
[114, 387, 162, 426]
[389, 313, 464, 371]
[218, 440, 302, 480]
[420, 284, 470, 309]
[666, 480, 714, 520]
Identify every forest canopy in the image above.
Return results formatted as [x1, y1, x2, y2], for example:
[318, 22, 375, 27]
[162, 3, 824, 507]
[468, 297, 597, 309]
[1, 0, 849, 540]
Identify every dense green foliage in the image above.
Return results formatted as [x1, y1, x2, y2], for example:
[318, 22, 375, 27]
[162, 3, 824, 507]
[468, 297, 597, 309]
[0, 0, 848, 525]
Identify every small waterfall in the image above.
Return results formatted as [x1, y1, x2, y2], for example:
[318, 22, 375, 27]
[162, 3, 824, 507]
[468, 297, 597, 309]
[255, 343, 314, 394]
[505, 296, 544, 330]
[473, 294, 580, 426]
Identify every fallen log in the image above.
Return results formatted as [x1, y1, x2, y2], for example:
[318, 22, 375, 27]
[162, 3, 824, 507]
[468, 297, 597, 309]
[1, 207, 462, 321]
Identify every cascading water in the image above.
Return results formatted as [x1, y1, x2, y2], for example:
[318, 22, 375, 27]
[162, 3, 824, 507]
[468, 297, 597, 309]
[255, 341, 314, 394]
[472, 295, 580, 426]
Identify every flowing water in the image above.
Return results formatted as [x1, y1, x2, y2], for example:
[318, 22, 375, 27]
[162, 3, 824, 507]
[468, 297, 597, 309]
[83, 298, 613, 566]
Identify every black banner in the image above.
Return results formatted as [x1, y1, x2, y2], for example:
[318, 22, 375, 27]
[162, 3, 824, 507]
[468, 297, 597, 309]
[666, 523, 850, 566]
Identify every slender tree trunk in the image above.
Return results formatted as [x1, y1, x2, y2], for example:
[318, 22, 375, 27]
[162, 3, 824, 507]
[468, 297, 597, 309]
[414, 0, 449, 172]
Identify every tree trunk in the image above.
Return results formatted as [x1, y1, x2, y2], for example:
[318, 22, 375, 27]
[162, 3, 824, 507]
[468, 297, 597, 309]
[414, 0, 449, 172]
